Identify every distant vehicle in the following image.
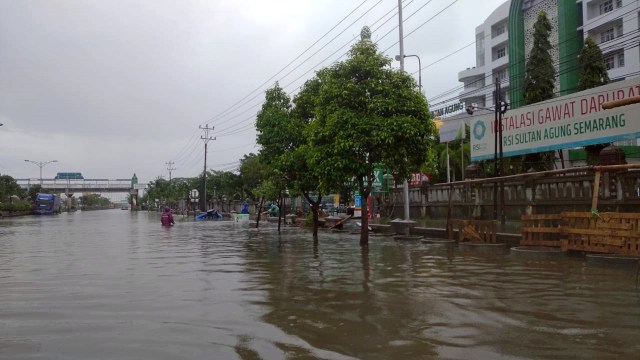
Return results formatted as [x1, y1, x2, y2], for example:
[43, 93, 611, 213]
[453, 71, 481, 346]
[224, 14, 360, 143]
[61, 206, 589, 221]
[55, 172, 84, 180]
[34, 193, 61, 215]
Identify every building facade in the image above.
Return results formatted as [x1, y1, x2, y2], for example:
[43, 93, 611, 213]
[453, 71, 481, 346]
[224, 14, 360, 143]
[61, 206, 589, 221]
[581, 0, 640, 86]
[457, 1, 512, 109]
[459, 0, 640, 109]
[456, 0, 640, 167]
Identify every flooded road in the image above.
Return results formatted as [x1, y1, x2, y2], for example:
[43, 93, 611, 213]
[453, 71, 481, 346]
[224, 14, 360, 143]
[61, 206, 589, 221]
[1, 210, 639, 359]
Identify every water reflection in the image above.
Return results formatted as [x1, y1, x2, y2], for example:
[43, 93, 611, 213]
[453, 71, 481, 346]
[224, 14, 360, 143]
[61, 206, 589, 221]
[0, 211, 639, 359]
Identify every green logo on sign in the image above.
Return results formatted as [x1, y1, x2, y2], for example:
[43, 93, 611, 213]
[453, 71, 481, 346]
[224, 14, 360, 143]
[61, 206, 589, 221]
[473, 121, 486, 141]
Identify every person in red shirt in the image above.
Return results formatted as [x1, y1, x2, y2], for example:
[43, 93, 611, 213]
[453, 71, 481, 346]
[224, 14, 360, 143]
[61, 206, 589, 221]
[160, 206, 175, 226]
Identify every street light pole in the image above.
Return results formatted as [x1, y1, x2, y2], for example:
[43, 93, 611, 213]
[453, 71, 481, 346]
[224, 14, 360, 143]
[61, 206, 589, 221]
[24, 159, 58, 185]
[397, 0, 411, 221]
[396, 54, 422, 91]
[466, 85, 508, 224]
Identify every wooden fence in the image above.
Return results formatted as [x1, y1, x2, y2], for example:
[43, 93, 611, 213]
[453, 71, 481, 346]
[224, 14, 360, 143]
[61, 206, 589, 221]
[447, 219, 497, 243]
[521, 212, 640, 256]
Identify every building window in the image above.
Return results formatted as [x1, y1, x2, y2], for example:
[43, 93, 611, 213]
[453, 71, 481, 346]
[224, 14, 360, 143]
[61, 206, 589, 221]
[601, 28, 615, 42]
[619, 52, 625, 67]
[497, 47, 506, 59]
[494, 23, 505, 37]
[495, 68, 508, 82]
[616, 0, 622, 8]
[600, 0, 613, 15]
[604, 55, 615, 70]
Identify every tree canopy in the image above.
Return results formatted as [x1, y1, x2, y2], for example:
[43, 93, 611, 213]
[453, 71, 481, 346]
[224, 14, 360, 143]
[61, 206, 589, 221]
[578, 37, 609, 91]
[308, 31, 434, 245]
[521, 11, 557, 171]
[0, 174, 23, 202]
[523, 11, 555, 105]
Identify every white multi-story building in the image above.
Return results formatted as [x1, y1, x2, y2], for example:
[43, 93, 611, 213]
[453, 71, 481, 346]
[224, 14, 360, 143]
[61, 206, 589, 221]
[582, 0, 640, 146]
[458, 0, 639, 108]
[457, 0, 640, 166]
[457, 1, 511, 109]
[581, 0, 640, 81]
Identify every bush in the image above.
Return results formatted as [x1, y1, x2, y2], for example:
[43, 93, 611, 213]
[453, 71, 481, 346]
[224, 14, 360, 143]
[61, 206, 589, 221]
[0, 201, 32, 212]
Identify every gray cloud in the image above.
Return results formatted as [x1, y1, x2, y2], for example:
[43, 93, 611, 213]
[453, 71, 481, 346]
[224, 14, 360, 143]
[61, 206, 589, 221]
[0, 0, 506, 182]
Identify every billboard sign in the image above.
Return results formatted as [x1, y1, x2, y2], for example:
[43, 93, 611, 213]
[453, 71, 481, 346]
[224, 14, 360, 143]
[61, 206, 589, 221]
[439, 118, 466, 143]
[470, 77, 640, 161]
[409, 173, 430, 186]
[431, 102, 465, 118]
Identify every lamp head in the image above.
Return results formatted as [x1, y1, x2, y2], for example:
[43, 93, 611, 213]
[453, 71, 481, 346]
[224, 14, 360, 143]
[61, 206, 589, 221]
[499, 101, 509, 115]
[394, 55, 402, 61]
[466, 106, 475, 115]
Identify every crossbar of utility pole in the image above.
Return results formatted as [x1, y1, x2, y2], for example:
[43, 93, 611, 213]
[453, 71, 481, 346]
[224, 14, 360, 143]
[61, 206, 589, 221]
[165, 161, 176, 182]
[199, 125, 216, 212]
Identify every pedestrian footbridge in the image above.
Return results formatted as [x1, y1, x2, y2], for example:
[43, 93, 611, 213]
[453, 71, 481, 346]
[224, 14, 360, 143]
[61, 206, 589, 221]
[16, 178, 147, 193]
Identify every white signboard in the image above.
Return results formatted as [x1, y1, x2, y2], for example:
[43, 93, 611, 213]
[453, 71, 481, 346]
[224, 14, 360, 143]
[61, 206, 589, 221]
[471, 77, 640, 161]
[439, 119, 466, 143]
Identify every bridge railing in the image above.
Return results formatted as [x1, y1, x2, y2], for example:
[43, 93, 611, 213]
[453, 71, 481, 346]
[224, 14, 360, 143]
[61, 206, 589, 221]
[15, 178, 147, 191]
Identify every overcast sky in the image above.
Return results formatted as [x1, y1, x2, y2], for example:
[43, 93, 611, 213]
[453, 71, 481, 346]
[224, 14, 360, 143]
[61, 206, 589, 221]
[0, 0, 506, 184]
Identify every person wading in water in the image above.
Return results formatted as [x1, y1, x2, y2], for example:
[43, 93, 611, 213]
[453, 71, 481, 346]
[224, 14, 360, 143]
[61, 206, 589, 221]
[161, 206, 175, 226]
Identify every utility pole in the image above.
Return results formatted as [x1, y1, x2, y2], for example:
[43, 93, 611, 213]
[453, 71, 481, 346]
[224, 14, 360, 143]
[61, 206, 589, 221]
[461, 135, 464, 181]
[493, 81, 500, 221]
[492, 80, 506, 225]
[200, 125, 215, 212]
[165, 160, 176, 209]
[398, 0, 410, 221]
[165, 161, 175, 182]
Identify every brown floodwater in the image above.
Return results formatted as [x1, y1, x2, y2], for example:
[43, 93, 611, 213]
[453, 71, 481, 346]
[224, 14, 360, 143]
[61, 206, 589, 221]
[1, 210, 639, 359]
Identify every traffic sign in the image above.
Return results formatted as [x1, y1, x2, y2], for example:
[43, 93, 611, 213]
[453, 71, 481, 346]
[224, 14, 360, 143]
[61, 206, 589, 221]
[372, 169, 383, 187]
[190, 189, 199, 200]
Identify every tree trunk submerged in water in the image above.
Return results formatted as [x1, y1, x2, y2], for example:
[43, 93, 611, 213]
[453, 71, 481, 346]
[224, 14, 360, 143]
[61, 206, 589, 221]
[360, 194, 369, 246]
[312, 204, 319, 239]
[256, 197, 264, 228]
[303, 192, 322, 241]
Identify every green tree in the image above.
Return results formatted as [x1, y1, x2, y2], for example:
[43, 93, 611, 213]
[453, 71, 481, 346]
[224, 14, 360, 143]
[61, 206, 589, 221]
[143, 177, 172, 209]
[578, 37, 609, 91]
[523, 11, 555, 105]
[80, 193, 111, 210]
[309, 27, 435, 246]
[291, 74, 328, 238]
[522, 11, 557, 172]
[27, 184, 43, 202]
[207, 170, 243, 206]
[255, 83, 294, 230]
[239, 153, 269, 201]
[0, 174, 23, 202]
[255, 82, 293, 163]
[579, 36, 610, 164]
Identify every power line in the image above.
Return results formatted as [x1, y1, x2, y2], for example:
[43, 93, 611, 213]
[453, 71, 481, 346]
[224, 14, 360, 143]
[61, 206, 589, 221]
[208, 1, 413, 139]
[201, 0, 383, 127]
[428, 27, 640, 109]
[212, 0, 404, 135]
[382, 0, 459, 53]
[425, 5, 640, 106]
